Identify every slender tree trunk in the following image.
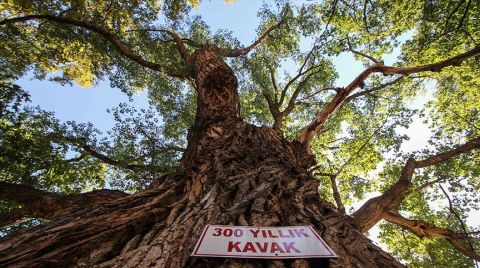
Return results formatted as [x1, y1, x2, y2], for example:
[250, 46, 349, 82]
[0, 48, 402, 267]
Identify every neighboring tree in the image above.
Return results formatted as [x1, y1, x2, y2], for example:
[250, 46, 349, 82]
[0, 0, 479, 267]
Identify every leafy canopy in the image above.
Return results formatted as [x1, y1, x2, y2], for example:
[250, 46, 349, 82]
[1, 0, 479, 266]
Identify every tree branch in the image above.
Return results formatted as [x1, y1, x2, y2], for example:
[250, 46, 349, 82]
[283, 71, 319, 117]
[66, 137, 167, 172]
[219, 8, 288, 57]
[448, 238, 480, 262]
[415, 138, 480, 168]
[439, 185, 479, 261]
[0, 15, 189, 79]
[271, 68, 321, 131]
[298, 45, 480, 153]
[267, 64, 279, 96]
[263, 92, 283, 131]
[347, 36, 381, 64]
[297, 87, 339, 103]
[0, 182, 127, 227]
[384, 210, 480, 261]
[315, 173, 345, 213]
[330, 175, 345, 213]
[352, 136, 480, 232]
[155, 29, 191, 64]
[345, 75, 405, 102]
[384, 210, 479, 241]
[280, 64, 321, 107]
[362, 0, 371, 34]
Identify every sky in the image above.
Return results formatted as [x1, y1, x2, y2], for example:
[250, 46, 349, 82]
[18, 1, 369, 133]
[15, 0, 470, 253]
[17, 1, 429, 137]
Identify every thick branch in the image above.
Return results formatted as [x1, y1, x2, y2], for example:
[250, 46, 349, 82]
[263, 92, 283, 131]
[329, 175, 345, 213]
[315, 173, 345, 213]
[267, 64, 279, 96]
[416, 137, 480, 168]
[0, 182, 127, 227]
[0, 15, 188, 78]
[448, 238, 480, 262]
[263, 92, 277, 116]
[384, 211, 480, 261]
[352, 136, 480, 232]
[157, 29, 191, 65]
[384, 211, 479, 241]
[298, 45, 480, 152]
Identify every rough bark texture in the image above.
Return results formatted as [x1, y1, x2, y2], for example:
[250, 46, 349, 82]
[0, 48, 402, 267]
[353, 136, 480, 232]
[384, 211, 480, 261]
[0, 182, 128, 228]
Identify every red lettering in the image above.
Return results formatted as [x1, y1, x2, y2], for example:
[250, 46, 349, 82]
[242, 242, 257, 253]
[267, 230, 279, 238]
[278, 230, 290, 238]
[283, 242, 301, 253]
[250, 229, 260, 238]
[234, 229, 243, 237]
[293, 229, 310, 237]
[270, 242, 285, 253]
[212, 228, 222, 236]
[224, 228, 233, 237]
[227, 241, 241, 252]
[255, 242, 268, 253]
[261, 230, 267, 238]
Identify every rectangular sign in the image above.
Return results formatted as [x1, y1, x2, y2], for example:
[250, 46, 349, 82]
[192, 225, 337, 259]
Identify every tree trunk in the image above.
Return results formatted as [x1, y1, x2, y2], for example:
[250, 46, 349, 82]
[0, 48, 402, 268]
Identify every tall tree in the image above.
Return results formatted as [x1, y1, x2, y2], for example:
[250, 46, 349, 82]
[1, 0, 479, 267]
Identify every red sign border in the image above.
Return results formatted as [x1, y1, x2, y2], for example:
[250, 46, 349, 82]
[192, 225, 338, 259]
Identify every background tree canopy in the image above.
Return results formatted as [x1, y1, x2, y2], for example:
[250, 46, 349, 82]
[0, 0, 479, 266]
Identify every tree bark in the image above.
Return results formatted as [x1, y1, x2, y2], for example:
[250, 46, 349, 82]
[0, 48, 402, 267]
[353, 137, 480, 232]
[383, 211, 480, 261]
[0, 182, 128, 227]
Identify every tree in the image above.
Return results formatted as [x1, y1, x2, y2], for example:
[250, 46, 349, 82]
[1, 0, 479, 267]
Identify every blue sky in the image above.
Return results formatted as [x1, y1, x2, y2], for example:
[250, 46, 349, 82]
[17, 1, 366, 133]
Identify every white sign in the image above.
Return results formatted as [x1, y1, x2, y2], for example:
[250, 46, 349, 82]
[192, 225, 337, 259]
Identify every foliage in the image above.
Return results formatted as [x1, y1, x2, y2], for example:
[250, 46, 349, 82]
[0, 74, 106, 192]
[0, 74, 180, 193]
[1, 0, 479, 266]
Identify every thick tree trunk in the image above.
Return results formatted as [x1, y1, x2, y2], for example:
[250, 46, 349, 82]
[0, 48, 402, 267]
